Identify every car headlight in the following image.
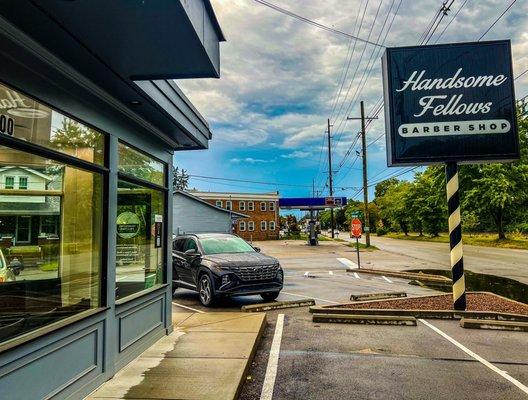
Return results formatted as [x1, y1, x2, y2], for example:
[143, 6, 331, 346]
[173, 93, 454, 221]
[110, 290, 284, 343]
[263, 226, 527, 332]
[276, 268, 283, 282]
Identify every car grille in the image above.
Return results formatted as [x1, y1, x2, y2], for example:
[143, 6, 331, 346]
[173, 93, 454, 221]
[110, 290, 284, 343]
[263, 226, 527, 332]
[229, 265, 279, 281]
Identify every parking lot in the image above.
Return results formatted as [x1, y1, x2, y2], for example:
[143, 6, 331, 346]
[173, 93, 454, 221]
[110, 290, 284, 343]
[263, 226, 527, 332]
[172, 240, 528, 399]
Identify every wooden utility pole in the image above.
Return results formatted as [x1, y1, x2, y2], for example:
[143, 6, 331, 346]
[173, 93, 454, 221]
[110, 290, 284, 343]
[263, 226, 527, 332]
[360, 101, 370, 247]
[327, 118, 335, 239]
[347, 102, 378, 247]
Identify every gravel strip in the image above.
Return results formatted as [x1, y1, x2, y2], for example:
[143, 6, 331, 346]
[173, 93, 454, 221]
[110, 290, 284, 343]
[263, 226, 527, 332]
[337, 293, 528, 316]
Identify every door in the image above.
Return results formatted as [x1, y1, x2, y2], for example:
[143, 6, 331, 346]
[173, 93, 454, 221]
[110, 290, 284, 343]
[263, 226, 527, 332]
[180, 238, 199, 285]
[16, 216, 31, 244]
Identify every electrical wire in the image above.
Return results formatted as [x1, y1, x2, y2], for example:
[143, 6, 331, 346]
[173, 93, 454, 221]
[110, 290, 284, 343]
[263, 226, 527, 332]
[478, 0, 517, 41]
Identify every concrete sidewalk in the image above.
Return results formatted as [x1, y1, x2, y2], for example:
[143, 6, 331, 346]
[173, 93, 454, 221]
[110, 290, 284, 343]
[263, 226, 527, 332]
[88, 312, 266, 400]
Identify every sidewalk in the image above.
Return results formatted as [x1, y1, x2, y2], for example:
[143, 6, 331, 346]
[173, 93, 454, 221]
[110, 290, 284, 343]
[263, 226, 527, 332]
[88, 312, 266, 400]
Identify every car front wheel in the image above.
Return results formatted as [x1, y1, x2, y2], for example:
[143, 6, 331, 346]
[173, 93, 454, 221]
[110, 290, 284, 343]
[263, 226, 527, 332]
[198, 274, 216, 307]
[261, 291, 280, 302]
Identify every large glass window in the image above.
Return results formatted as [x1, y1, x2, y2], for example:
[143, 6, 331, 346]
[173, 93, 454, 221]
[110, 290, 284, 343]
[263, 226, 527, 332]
[0, 148, 103, 343]
[116, 180, 165, 300]
[118, 142, 165, 186]
[0, 81, 105, 165]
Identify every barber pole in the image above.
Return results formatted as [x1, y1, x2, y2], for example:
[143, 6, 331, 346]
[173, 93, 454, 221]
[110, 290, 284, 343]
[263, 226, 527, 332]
[446, 162, 466, 310]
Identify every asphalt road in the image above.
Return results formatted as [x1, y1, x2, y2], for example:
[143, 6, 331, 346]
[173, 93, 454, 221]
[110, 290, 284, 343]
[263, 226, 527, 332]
[171, 240, 528, 400]
[334, 233, 528, 285]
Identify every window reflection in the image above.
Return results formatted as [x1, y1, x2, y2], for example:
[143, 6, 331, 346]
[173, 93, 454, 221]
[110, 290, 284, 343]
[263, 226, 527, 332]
[0, 150, 103, 343]
[118, 143, 165, 186]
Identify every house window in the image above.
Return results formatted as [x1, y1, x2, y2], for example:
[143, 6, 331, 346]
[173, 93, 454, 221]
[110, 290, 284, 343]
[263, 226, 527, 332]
[116, 142, 166, 301]
[269, 221, 276, 230]
[248, 201, 254, 211]
[226, 200, 232, 211]
[18, 176, 28, 190]
[216, 200, 223, 208]
[260, 202, 267, 212]
[5, 176, 14, 189]
[239, 201, 246, 211]
[40, 216, 59, 235]
[261, 221, 267, 231]
[239, 221, 246, 231]
[269, 202, 276, 211]
[248, 221, 255, 231]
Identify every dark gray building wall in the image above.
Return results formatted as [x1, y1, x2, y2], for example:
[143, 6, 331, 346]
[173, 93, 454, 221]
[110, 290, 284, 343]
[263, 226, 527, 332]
[173, 193, 233, 234]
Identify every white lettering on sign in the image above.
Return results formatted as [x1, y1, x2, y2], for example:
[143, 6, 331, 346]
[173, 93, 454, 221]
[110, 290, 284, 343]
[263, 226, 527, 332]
[399, 120, 511, 137]
[0, 90, 33, 110]
[396, 68, 509, 123]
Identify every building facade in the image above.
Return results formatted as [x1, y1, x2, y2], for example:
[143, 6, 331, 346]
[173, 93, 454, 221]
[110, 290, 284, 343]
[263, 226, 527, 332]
[0, 2, 224, 399]
[190, 191, 280, 241]
[173, 190, 248, 235]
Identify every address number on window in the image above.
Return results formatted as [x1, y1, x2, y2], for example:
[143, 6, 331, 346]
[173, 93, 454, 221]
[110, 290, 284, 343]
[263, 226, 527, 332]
[0, 114, 14, 136]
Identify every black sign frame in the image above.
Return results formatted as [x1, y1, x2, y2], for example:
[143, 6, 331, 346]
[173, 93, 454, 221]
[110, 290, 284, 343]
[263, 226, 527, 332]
[382, 40, 519, 166]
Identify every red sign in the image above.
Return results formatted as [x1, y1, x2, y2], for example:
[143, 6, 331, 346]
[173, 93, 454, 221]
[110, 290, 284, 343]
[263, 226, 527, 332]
[325, 197, 334, 206]
[351, 218, 362, 238]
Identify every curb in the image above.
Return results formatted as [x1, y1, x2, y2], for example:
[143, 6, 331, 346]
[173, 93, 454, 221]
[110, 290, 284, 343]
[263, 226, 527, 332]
[313, 313, 417, 326]
[347, 269, 451, 283]
[242, 299, 316, 312]
[309, 306, 528, 322]
[235, 313, 267, 400]
[460, 318, 528, 332]
[350, 292, 407, 301]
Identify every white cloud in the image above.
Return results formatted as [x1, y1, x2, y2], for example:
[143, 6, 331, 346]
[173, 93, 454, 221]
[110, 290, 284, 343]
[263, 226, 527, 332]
[230, 157, 274, 164]
[281, 150, 312, 159]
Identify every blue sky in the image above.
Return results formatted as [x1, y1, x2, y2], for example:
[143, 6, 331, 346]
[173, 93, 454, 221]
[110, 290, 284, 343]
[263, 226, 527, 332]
[175, 0, 528, 204]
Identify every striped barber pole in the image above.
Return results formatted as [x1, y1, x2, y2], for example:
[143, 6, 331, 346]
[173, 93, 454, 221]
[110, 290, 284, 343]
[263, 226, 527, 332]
[446, 162, 466, 310]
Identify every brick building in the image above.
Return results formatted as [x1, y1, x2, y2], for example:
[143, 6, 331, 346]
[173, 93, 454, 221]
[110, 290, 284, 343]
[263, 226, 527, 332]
[190, 191, 280, 241]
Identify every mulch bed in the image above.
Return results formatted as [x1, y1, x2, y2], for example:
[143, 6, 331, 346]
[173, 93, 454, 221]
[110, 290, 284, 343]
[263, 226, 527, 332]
[337, 293, 528, 316]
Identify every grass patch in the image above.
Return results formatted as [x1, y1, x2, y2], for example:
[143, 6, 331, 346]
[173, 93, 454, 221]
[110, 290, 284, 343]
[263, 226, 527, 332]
[346, 242, 378, 251]
[384, 232, 528, 250]
[40, 261, 59, 271]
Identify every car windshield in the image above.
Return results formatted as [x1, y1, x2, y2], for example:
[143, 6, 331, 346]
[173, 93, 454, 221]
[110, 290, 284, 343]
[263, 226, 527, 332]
[200, 236, 255, 255]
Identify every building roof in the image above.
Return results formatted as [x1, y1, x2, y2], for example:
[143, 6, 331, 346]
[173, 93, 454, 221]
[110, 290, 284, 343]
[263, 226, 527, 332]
[190, 191, 280, 201]
[174, 190, 249, 219]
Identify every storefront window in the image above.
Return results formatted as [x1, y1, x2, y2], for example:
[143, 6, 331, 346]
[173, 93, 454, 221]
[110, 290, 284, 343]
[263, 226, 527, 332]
[0, 148, 103, 343]
[118, 142, 165, 186]
[0, 81, 105, 165]
[116, 180, 164, 299]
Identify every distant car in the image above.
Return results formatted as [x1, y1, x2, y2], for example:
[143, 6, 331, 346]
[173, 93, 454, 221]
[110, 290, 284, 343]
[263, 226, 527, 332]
[172, 233, 284, 306]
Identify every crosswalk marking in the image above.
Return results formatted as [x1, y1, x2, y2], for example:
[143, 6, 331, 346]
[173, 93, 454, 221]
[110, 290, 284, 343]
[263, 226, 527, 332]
[382, 275, 393, 283]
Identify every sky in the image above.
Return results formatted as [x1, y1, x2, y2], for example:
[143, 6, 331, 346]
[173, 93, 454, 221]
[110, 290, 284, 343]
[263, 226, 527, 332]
[175, 0, 528, 206]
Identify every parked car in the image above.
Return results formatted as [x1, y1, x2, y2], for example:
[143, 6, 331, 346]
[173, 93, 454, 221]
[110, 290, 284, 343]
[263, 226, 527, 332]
[172, 233, 283, 306]
[0, 249, 21, 283]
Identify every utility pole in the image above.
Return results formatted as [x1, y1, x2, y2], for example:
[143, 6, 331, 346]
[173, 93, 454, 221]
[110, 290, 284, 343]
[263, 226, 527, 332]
[347, 101, 378, 247]
[327, 118, 335, 239]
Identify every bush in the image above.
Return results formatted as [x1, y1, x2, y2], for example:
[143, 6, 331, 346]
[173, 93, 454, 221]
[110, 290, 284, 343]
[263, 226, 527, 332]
[377, 226, 389, 236]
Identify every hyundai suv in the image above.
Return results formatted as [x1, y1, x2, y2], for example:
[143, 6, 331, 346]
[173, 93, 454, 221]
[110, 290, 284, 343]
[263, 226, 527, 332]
[172, 233, 283, 306]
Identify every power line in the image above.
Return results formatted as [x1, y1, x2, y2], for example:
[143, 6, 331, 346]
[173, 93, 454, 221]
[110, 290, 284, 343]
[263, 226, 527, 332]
[252, 0, 385, 47]
[434, 0, 470, 43]
[478, 0, 517, 41]
[189, 174, 314, 188]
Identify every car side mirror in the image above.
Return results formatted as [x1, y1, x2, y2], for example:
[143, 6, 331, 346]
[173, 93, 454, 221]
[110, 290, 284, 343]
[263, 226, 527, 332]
[184, 249, 201, 258]
[253, 246, 261, 253]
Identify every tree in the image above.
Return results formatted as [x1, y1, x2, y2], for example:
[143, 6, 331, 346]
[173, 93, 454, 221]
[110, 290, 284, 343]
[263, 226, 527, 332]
[172, 166, 190, 191]
[376, 181, 413, 234]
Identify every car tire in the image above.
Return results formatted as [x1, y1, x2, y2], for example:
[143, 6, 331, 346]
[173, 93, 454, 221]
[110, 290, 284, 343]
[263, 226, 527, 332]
[261, 292, 280, 302]
[198, 273, 216, 307]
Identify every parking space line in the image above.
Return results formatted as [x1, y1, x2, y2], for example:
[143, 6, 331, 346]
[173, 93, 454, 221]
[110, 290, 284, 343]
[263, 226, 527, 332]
[281, 291, 338, 304]
[382, 275, 393, 283]
[353, 272, 360, 279]
[329, 271, 334, 275]
[419, 319, 528, 396]
[337, 257, 358, 269]
[303, 271, 310, 277]
[172, 301, 205, 313]
[260, 314, 285, 400]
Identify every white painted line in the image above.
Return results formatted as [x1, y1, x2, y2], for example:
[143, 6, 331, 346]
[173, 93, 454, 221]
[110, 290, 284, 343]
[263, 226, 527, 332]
[260, 314, 285, 400]
[419, 319, 528, 396]
[353, 272, 360, 279]
[303, 271, 310, 277]
[171, 301, 205, 313]
[337, 257, 358, 269]
[329, 271, 334, 276]
[281, 291, 338, 304]
[382, 275, 393, 283]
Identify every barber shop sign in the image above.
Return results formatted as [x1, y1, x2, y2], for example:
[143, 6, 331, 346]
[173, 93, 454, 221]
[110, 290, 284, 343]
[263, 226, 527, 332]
[382, 40, 519, 165]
